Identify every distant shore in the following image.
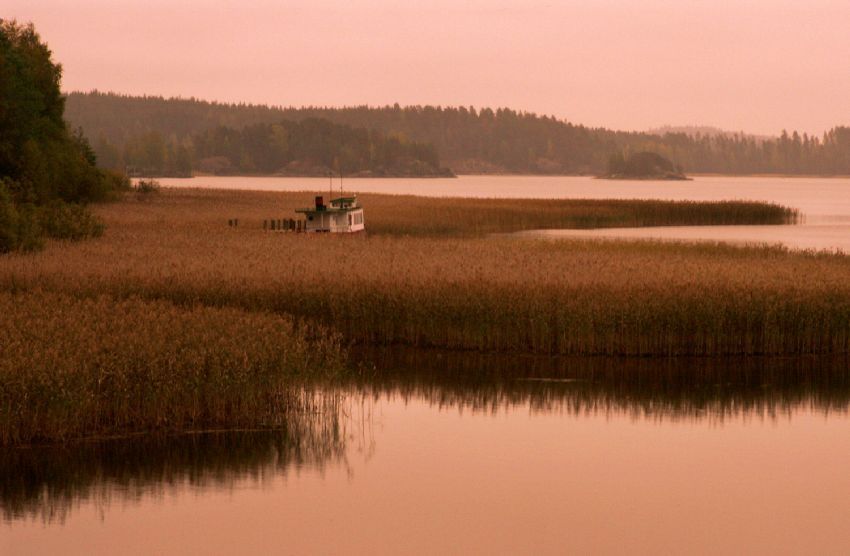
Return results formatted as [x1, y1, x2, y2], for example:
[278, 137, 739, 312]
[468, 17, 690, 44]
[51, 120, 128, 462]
[132, 172, 850, 180]
[596, 174, 692, 181]
[135, 171, 456, 179]
[688, 172, 850, 179]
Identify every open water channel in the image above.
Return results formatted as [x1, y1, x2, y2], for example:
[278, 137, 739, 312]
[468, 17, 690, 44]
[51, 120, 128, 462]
[4, 176, 850, 554]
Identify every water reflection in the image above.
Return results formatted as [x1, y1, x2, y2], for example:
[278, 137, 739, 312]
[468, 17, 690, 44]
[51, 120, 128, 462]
[5, 350, 849, 528]
[1, 404, 346, 524]
[351, 348, 850, 422]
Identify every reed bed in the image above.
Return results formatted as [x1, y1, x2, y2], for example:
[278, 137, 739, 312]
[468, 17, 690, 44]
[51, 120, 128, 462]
[352, 194, 800, 235]
[0, 290, 345, 446]
[0, 189, 846, 359]
[142, 188, 798, 236]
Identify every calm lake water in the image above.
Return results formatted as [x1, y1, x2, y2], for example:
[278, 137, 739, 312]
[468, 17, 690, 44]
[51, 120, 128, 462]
[156, 175, 850, 252]
[4, 352, 850, 555]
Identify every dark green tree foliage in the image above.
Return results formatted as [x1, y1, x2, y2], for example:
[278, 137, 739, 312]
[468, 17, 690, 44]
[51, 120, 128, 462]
[66, 92, 850, 176]
[86, 115, 447, 177]
[190, 119, 447, 177]
[0, 181, 19, 251]
[0, 21, 122, 252]
[607, 151, 684, 178]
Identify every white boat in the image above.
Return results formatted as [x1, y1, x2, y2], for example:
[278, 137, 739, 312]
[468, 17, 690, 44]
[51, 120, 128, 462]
[296, 195, 365, 233]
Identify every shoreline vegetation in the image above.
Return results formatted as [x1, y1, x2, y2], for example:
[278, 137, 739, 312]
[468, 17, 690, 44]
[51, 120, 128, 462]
[337, 195, 799, 235]
[0, 189, 836, 348]
[0, 291, 345, 446]
[0, 188, 839, 445]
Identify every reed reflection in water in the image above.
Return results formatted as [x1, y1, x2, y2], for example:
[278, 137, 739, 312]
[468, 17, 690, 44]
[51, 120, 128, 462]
[351, 348, 850, 422]
[4, 351, 850, 554]
[1, 392, 348, 524]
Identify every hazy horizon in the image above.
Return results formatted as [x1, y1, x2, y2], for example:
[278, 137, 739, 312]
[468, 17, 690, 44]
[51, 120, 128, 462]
[6, 0, 850, 136]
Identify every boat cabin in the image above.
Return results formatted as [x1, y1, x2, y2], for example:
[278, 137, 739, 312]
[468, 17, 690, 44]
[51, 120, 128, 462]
[296, 195, 365, 233]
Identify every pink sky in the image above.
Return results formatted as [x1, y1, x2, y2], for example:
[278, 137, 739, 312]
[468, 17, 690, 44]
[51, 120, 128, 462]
[6, 0, 850, 135]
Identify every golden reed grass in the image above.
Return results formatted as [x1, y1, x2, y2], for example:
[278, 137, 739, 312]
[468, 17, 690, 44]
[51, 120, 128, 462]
[148, 189, 798, 236]
[0, 189, 846, 361]
[0, 290, 345, 446]
[353, 194, 799, 235]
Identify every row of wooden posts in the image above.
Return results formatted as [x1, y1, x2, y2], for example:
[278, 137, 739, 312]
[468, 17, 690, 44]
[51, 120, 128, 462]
[264, 218, 304, 232]
[226, 218, 304, 231]
[226, 219, 306, 231]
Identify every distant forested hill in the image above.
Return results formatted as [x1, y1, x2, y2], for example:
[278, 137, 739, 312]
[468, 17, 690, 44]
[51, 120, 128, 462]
[111, 117, 450, 178]
[63, 93, 450, 177]
[65, 91, 850, 176]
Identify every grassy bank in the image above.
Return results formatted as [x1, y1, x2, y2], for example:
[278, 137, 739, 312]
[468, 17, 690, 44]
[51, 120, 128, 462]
[0, 189, 846, 359]
[0, 291, 345, 446]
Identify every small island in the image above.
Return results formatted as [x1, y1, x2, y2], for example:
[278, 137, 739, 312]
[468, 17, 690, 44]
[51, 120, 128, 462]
[601, 151, 690, 180]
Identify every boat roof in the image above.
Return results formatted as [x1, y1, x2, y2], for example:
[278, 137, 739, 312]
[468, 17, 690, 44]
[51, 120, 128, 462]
[295, 206, 362, 213]
[296, 195, 360, 213]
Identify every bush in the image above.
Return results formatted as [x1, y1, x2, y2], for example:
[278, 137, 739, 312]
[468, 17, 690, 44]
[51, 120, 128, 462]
[14, 203, 44, 252]
[0, 182, 104, 252]
[135, 179, 161, 195]
[102, 169, 131, 193]
[0, 182, 45, 252]
[0, 183, 18, 253]
[37, 201, 104, 241]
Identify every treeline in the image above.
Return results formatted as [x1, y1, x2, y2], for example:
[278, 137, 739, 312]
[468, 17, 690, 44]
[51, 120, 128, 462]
[65, 91, 850, 176]
[103, 118, 450, 177]
[0, 22, 126, 252]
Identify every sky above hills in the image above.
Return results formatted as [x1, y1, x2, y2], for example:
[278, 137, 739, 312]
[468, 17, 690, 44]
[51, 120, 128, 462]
[6, 0, 850, 136]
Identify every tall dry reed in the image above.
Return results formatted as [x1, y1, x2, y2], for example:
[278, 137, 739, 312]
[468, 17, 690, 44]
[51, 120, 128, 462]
[150, 189, 798, 236]
[0, 189, 845, 359]
[352, 194, 800, 235]
[0, 291, 345, 445]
